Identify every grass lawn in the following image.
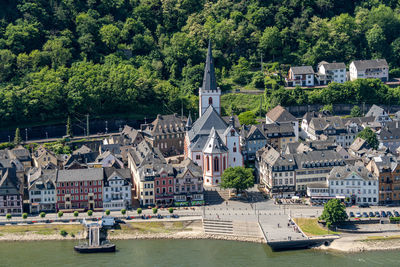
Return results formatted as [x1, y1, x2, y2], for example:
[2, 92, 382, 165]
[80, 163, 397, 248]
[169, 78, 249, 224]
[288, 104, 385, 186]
[294, 218, 338, 236]
[0, 224, 83, 236]
[362, 235, 400, 242]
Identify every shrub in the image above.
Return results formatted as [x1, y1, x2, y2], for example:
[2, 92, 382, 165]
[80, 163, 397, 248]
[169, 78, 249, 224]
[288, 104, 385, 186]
[22, 213, 28, 219]
[60, 230, 68, 237]
[152, 208, 158, 214]
[6, 214, 11, 220]
[58, 211, 63, 218]
[137, 208, 142, 215]
[40, 212, 46, 218]
[121, 209, 126, 215]
[105, 209, 110, 215]
[168, 208, 174, 214]
[74, 211, 79, 217]
[87, 210, 93, 216]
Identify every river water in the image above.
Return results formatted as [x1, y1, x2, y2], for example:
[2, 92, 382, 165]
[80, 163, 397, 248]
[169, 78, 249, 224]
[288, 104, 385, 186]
[1, 239, 399, 267]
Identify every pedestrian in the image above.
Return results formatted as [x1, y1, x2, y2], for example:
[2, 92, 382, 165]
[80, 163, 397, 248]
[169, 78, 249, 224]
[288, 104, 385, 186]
[226, 201, 228, 206]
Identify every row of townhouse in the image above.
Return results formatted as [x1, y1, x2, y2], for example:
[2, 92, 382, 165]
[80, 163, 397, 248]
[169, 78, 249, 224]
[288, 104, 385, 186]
[128, 140, 204, 207]
[256, 145, 346, 197]
[27, 167, 132, 213]
[286, 59, 389, 87]
[307, 165, 379, 205]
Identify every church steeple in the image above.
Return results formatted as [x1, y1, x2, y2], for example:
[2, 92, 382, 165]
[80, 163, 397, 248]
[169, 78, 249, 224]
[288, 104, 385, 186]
[199, 40, 221, 117]
[202, 40, 217, 91]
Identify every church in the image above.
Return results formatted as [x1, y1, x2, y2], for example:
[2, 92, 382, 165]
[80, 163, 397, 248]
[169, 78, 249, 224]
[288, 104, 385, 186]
[184, 41, 243, 186]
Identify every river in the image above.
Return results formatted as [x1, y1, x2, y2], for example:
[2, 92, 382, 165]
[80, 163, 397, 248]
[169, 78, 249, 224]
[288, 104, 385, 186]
[1, 239, 399, 267]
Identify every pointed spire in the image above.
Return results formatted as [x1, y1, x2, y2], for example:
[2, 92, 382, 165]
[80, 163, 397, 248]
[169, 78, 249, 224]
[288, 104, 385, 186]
[202, 39, 217, 91]
[186, 112, 192, 130]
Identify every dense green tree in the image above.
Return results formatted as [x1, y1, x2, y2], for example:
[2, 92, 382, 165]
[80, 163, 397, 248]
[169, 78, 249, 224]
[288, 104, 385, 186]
[66, 116, 73, 137]
[319, 199, 348, 228]
[356, 127, 379, 149]
[238, 111, 257, 125]
[259, 26, 281, 61]
[221, 167, 254, 194]
[14, 128, 22, 144]
[350, 105, 363, 117]
[100, 24, 120, 50]
[0, 49, 16, 82]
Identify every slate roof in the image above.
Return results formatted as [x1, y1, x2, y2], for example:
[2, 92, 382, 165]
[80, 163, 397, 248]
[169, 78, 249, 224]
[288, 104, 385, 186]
[173, 158, 203, 178]
[57, 168, 104, 182]
[142, 114, 186, 136]
[352, 59, 388, 70]
[290, 66, 314, 75]
[73, 145, 92, 155]
[260, 145, 296, 168]
[28, 168, 57, 190]
[350, 137, 369, 152]
[379, 121, 400, 141]
[319, 61, 346, 70]
[103, 167, 131, 181]
[294, 150, 345, 169]
[302, 111, 331, 123]
[366, 105, 386, 117]
[187, 105, 228, 142]
[202, 40, 217, 91]
[10, 146, 31, 162]
[202, 127, 229, 154]
[327, 166, 376, 181]
[371, 156, 398, 172]
[266, 105, 296, 123]
[0, 168, 20, 195]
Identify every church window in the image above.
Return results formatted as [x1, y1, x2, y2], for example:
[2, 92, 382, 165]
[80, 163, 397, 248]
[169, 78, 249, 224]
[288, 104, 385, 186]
[196, 155, 201, 160]
[223, 157, 226, 170]
[233, 147, 237, 152]
[209, 97, 213, 105]
[231, 130, 235, 136]
[206, 156, 210, 171]
[214, 157, 219, 172]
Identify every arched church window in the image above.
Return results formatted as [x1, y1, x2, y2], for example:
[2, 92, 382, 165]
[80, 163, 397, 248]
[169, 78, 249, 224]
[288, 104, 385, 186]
[209, 97, 213, 105]
[223, 156, 226, 170]
[214, 157, 219, 172]
[206, 156, 210, 171]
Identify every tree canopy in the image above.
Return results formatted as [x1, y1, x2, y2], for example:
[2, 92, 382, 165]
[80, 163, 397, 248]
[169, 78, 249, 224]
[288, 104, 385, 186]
[319, 199, 348, 228]
[1, 1, 400, 127]
[356, 127, 379, 149]
[221, 166, 254, 193]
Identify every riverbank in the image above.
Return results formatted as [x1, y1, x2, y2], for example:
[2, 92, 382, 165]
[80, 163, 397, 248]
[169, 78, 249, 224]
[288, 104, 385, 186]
[317, 233, 400, 252]
[0, 220, 263, 244]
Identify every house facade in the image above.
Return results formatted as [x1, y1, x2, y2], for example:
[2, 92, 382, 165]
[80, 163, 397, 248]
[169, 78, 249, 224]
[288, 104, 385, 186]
[266, 105, 299, 141]
[140, 114, 186, 157]
[0, 168, 22, 215]
[285, 66, 315, 86]
[240, 124, 267, 161]
[56, 168, 104, 210]
[103, 168, 132, 210]
[328, 166, 378, 205]
[28, 168, 57, 213]
[173, 159, 204, 206]
[349, 59, 389, 81]
[316, 61, 346, 85]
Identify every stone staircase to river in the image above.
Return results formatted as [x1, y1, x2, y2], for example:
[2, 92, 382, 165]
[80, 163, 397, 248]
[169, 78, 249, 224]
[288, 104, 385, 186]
[203, 219, 262, 238]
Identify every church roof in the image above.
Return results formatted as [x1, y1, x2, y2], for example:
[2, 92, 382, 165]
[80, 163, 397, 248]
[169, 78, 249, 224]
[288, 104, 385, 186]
[202, 127, 228, 154]
[187, 105, 228, 141]
[202, 40, 217, 91]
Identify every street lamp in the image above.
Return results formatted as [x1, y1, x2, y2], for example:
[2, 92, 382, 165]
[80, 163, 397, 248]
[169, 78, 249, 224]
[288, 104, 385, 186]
[25, 128, 28, 142]
[105, 121, 108, 134]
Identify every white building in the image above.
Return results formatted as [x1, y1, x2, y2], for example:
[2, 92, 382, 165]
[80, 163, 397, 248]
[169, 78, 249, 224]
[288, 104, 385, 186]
[103, 167, 132, 210]
[316, 61, 346, 85]
[28, 168, 57, 213]
[285, 66, 315, 86]
[327, 165, 378, 205]
[349, 59, 389, 81]
[184, 41, 243, 186]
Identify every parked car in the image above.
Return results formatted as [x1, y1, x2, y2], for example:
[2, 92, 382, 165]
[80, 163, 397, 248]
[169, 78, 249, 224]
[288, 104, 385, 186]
[394, 211, 400, 217]
[355, 212, 361, 218]
[369, 212, 375, 217]
[386, 203, 396, 207]
[387, 211, 393, 217]
[349, 212, 355, 217]
[375, 211, 381, 218]
[381, 211, 387, 217]
[362, 212, 369, 218]
[359, 203, 370, 208]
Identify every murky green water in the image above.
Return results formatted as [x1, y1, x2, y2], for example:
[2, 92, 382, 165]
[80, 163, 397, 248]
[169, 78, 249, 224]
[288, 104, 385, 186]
[0, 239, 399, 267]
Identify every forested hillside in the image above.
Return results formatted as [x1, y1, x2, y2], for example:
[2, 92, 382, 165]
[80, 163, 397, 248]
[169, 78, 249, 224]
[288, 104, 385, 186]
[1, 0, 400, 127]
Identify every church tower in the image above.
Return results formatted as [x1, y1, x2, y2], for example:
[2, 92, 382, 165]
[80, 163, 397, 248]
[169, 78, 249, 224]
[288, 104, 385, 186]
[199, 40, 221, 117]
